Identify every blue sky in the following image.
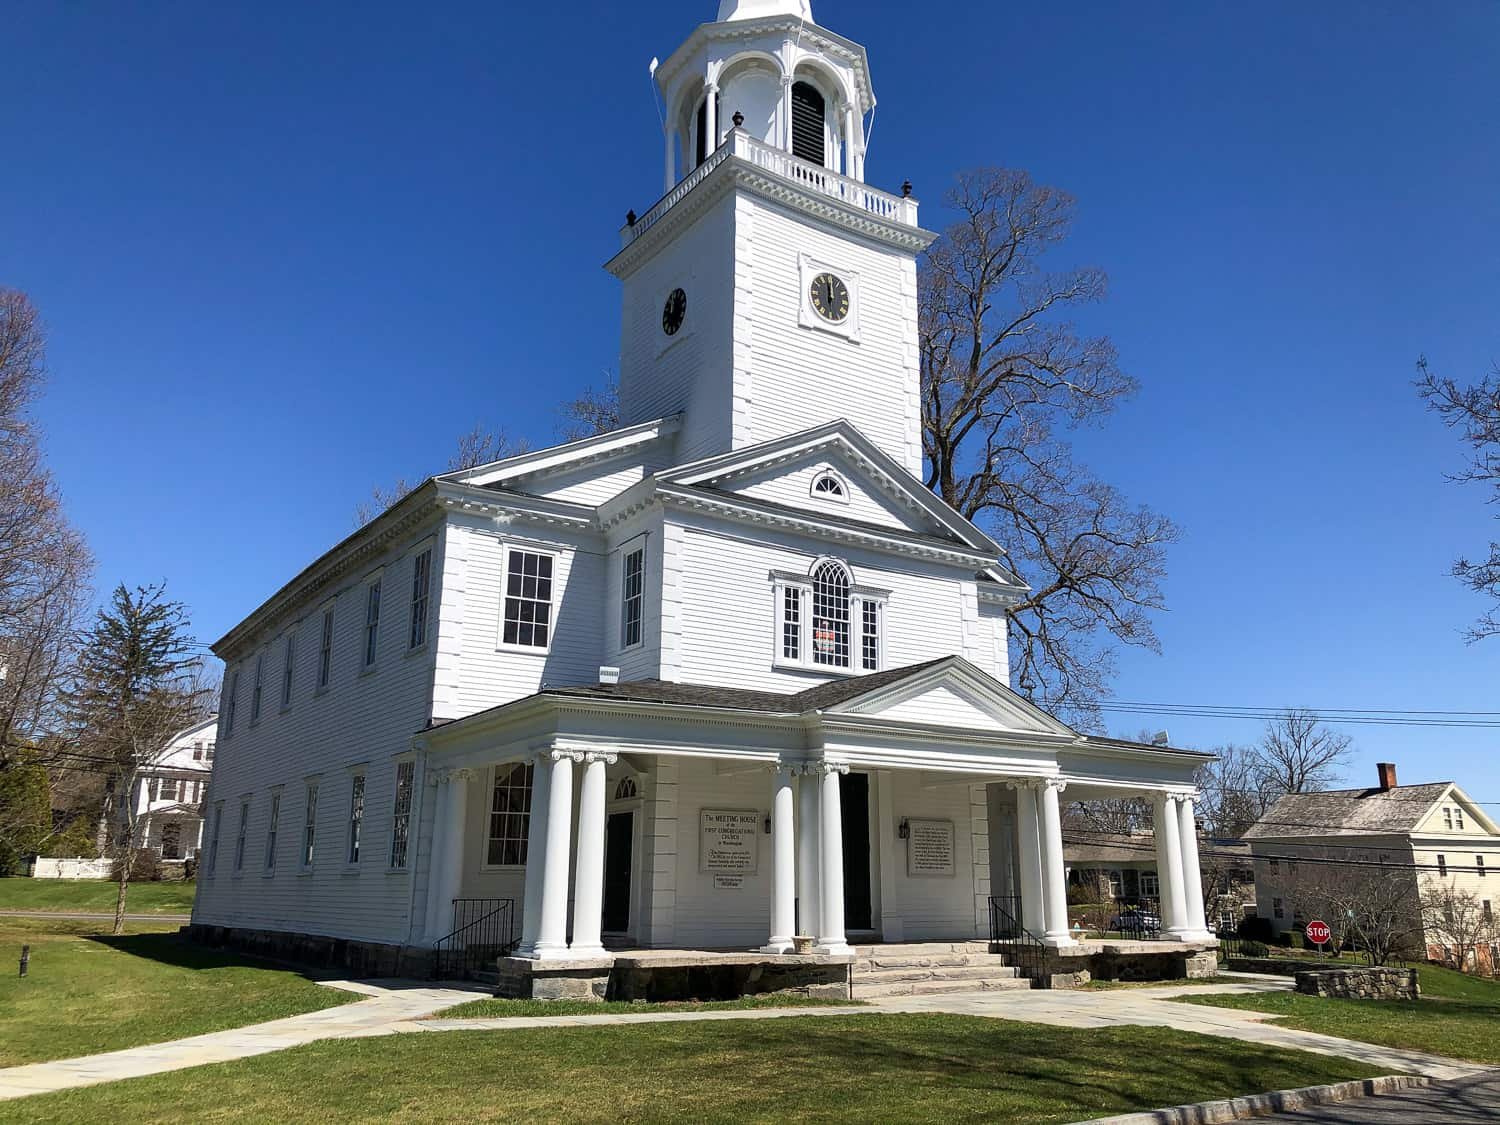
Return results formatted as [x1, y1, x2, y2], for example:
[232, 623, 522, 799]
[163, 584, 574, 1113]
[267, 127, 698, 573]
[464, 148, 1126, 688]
[4, 1, 1497, 793]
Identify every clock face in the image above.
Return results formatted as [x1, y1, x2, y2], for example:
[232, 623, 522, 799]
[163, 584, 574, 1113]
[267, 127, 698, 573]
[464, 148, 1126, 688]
[809, 272, 850, 323]
[662, 288, 687, 336]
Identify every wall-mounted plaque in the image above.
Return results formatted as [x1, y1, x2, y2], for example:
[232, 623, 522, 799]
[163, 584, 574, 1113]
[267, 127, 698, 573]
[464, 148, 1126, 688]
[700, 809, 760, 874]
[906, 818, 956, 877]
[713, 874, 745, 890]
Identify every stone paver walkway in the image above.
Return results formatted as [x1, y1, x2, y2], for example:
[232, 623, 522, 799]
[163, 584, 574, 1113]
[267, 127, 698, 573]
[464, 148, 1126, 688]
[1, 975, 1491, 1104]
[0, 980, 485, 1101]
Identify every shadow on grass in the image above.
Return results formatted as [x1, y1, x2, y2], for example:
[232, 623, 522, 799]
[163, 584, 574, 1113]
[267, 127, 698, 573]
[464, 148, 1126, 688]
[85, 930, 330, 982]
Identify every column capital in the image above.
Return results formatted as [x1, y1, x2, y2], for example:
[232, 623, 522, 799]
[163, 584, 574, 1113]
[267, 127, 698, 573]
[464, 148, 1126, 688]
[1043, 777, 1068, 794]
[804, 760, 849, 777]
[544, 748, 585, 765]
[582, 751, 618, 766]
[1005, 777, 1044, 792]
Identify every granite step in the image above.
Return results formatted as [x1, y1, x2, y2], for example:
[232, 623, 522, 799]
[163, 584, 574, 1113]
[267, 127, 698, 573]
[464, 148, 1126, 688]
[855, 962, 1020, 985]
[852, 941, 992, 957]
[855, 974, 1034, 998]
[853, 952, 1006, 973]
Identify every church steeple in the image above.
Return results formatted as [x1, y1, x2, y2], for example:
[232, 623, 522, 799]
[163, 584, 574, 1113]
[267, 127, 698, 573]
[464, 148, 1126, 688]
[653, 1, 874, 191]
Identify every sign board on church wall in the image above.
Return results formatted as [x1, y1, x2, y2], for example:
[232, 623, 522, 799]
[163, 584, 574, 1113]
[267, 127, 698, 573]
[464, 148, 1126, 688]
[700, 809, 761, 874]
[906, 818, 956, 876]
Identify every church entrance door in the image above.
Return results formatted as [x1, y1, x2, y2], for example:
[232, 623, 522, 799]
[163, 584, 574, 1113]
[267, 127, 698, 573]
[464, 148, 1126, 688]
[840, 773, 872, 931]
[602, 811, 634, 935]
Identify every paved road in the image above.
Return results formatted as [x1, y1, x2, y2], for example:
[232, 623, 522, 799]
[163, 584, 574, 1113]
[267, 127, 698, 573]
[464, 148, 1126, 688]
[1257, 1074, 1500, 1123]
[0, 910, 191, 923]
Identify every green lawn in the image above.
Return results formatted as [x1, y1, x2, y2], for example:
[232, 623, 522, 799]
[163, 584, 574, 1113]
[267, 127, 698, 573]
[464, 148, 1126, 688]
[0, 877, 197, 915]
[432, 994, 860, 1019]
[1177, 964, 1500, 1065]
[0, 917, 352, 1066]
[1, 1015, 1380, 1124]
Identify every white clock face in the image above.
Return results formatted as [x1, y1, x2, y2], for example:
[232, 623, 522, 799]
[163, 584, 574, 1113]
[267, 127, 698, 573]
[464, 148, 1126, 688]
[809, 272, 850, 323]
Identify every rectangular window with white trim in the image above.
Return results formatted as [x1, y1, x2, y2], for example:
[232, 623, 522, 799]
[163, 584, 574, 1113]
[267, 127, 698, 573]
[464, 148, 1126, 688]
[500, 547, 554, 650]
[234, 800, 249, 872]
[208, 802, 223, 875]
[264, 791, 281, 871]
[486, 762, 534, 867]
[281, 632, 295, 709]
[621, 544, 645, 649]
[317, 606, 334, 690]
[250, 652, 264, 723]
[347, 774, 366, 864]
[363, 580, 382, 669]
[389, 760, 415, 869]
[302, 782, 318, 868]
[773, 560, 886, 673]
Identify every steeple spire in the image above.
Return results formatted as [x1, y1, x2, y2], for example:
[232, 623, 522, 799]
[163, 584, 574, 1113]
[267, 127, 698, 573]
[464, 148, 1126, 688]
[715, 0, 812, 22]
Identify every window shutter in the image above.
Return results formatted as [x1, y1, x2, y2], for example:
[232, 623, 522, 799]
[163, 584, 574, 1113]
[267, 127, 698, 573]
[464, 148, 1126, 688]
[791, 82, 825, 165]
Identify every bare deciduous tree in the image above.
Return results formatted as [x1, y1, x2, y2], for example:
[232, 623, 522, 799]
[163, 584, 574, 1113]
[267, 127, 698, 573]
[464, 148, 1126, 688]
[0, 290, 91, 765]
[65, 583, 208, 933]
[1416, 357, 1500, 640]
[1195, 743, 1275, 839]
[919, 169, 1177, 723]
[1421, 879, 1498, 974]
[355, 424, 531, 527]
[1290, 856, 1424, 965]
[1257, 710, 1353, 797]
[557, 377, 620, 441]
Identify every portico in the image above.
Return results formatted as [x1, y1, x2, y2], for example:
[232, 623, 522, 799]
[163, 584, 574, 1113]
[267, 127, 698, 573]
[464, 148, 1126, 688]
[415, 658, 1216, 964]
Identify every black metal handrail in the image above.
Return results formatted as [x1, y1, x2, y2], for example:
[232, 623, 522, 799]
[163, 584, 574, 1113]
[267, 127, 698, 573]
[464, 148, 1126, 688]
[989, 894, 1046, 986]
[433, 897, 517, 980]
[1109, 895, 1164, 941]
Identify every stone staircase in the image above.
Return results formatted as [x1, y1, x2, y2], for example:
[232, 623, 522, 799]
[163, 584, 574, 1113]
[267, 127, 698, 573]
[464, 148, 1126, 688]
[850, 941, 1034, 998]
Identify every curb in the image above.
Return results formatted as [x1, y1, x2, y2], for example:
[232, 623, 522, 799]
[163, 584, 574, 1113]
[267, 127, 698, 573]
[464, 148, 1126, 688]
[1075, 1074, 1431, 1124]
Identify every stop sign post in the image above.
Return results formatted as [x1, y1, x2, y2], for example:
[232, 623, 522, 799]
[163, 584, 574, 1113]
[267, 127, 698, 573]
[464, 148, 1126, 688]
[1306, 919, 1332, 952]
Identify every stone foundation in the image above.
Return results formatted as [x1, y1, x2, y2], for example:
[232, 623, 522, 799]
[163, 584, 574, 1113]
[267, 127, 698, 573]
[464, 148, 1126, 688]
[996, 939, 1218, 989]
[1295, 967, 1420, 1001]
[495, 952, 853, 1003]
[186, 923, 434, 979]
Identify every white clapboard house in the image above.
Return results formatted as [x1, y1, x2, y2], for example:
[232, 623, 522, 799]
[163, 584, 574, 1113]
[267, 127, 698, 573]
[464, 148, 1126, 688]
[193, 0, 1213, 981]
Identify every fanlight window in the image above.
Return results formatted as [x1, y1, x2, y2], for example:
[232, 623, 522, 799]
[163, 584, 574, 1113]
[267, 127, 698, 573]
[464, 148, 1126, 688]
[775, 558, 885, 673]
[811, 471, 847, 502]
[614, 776, 638, 801]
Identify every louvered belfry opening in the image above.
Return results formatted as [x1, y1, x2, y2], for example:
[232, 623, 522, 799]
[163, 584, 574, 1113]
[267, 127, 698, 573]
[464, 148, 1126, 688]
[791, 81, 826, 165]
[693, 92, 719, 167]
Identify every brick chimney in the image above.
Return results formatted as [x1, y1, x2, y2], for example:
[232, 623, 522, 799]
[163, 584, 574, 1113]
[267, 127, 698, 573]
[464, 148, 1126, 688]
[1376, 762, 1398, 791]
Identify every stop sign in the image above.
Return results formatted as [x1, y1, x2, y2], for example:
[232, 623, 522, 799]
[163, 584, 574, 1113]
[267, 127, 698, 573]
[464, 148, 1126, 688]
[1306, 920, 1332, 945]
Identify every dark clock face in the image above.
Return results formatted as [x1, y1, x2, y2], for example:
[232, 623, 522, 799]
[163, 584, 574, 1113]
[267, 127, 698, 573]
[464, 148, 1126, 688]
[809, 272, 850, 323]
[662, 288, 687, 336]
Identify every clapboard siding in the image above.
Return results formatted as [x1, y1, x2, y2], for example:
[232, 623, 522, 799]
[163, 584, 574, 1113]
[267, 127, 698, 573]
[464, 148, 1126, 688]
[741, 196, 921, 475]
[883, 777, 987, 940]
[514, 442, 680, 508]
[194, 522, 443, 946]
[671, 759, 774, 948]
[671, 513, 983, 693]
[728, 457, 933, 534]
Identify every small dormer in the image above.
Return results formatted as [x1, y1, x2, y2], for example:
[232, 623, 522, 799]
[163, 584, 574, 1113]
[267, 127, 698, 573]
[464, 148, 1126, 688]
[654, 0, 876, 190]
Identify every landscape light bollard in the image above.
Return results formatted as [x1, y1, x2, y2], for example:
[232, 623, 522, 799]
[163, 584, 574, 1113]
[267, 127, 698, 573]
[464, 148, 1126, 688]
[19, 944, 29, 978]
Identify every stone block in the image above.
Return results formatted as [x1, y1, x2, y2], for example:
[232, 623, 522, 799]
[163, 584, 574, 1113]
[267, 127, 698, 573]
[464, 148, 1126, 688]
[1294, 967, 1419, 1001]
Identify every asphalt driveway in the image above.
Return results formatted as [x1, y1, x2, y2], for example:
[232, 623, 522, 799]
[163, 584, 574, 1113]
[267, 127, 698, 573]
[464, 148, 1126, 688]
[1257, 1074, 1500, 1123]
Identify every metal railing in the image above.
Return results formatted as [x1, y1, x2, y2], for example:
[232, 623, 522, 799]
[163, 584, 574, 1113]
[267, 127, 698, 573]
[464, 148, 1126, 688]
[1107, 896, 1164, 941]
[432, 897, 517, 980]
[988, 894, 1045, 986]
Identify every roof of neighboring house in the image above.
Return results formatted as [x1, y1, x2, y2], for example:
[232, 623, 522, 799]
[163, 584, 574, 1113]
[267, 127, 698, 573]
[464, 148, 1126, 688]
[1064, 833, 1157, 864]
[1242, 782, 1456, 840]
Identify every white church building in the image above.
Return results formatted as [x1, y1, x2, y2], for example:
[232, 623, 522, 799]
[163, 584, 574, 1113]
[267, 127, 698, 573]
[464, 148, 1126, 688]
[193, 0, 1213, 990]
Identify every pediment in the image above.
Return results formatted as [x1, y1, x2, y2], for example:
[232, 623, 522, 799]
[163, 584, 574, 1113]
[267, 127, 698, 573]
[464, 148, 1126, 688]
[824, 658, 1079, 740]
[659, 421, 1000, 553]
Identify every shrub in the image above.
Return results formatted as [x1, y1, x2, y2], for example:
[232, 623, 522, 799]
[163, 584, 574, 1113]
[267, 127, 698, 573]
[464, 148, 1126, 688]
[1238, 916, 1275, 942]
[111, 848, 163, 883]
[1240, 940, 1270, 958]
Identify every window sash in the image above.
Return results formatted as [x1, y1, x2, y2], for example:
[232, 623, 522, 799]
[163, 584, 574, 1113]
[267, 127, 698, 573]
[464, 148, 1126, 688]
[160, 778, 177, 801]
[234, 802, 249, 871]
[318, 609, 334, 688]
[621, 547, 644, 648]
[209, 803, 223, 874]
[265, 793, 281, 869]
[501, 549, 554, 650]
[348, 775, 366, 863]
[225, 672, 239, 732]
[486, 763, 534, 867]
[409, 549, 432, 650]
[776, 575, 883, 673]
[281, 635, 295, 708]
[364, 582, 381, 668]
[389, 761, 415, 869]
[303, 785, 318, 867]
[251, 655, 263, 721]
[1438, 854, 1448, 876]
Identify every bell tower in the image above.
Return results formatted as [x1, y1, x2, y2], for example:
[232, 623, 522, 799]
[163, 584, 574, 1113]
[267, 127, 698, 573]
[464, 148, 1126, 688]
[607, 1, 936, 476]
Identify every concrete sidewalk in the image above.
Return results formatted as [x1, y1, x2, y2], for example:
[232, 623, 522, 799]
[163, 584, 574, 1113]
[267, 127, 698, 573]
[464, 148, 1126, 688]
[0, 980, 485, 1101]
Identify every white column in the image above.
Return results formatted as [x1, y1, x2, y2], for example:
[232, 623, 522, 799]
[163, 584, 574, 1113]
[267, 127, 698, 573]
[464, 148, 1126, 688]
[532, 751, 578, 959]
[842, 103, 856, 176]
[1014, 784, 1045, 936]
[1154, 793, 1190, 939]
[1177, 795, 1211, 939]
[1038, 780, 1076, 946]
[816, 762, 852, 954]
[780, 75, 794, 151]
[704, 82, 719, 153]
[795, 768, 820, 938]
[516, 753, 552, 957]
[569, 752, 614, 958]
[425, 768, 470, 942]
[663, 127, 675, 193]
[762, 764, 796, 953]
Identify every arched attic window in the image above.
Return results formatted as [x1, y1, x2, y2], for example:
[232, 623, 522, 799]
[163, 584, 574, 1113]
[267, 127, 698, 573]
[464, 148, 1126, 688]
[811, 470, 848, 502]
[791, 81, 825, 165]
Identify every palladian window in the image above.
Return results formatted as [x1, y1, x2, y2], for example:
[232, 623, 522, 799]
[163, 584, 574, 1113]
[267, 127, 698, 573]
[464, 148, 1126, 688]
[774, 558, 886, 673]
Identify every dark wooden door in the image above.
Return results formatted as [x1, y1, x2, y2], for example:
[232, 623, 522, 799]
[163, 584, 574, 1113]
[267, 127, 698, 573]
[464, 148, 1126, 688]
[603, 811, 633, 933]
[840, 773, 872, 930]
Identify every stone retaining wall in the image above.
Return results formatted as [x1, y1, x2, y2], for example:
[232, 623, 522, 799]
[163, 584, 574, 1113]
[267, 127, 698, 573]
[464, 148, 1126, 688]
[495, 953, 853, 1002]
[1294, 967, 1420, 1000]
[1007, 941, 1218, 989]
[186, 923, 433, 979]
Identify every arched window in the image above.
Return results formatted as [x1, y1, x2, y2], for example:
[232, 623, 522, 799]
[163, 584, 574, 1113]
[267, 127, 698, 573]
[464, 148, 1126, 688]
[810, 560, 851, 667]
[811, 470, 847, 502]
[613, 776, 638, 801]
[791, 81, 825, 165]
